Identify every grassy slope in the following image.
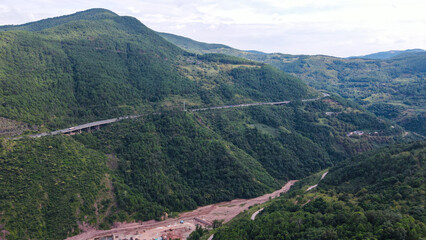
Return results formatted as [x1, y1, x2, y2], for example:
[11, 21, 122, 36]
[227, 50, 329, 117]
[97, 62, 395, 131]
[157, 32, 233, 54]
[159, 32, 426, 136]
[267, 53, 426, 136]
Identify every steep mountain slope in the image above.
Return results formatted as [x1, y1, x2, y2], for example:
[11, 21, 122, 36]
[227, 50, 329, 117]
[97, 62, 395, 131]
[1, 95, 406, 239]
[159, 33, 426, 136]
[0, 136, 110, 240]
[0, 9, 315, 131]
[0, 9, 414, 240]
[76, 95, 404, 217]
[213, 141, 426, 239]
[0, 9, 188, 128]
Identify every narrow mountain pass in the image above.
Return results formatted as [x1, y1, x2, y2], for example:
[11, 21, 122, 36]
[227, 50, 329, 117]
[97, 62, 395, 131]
[66, 180, 297, 240]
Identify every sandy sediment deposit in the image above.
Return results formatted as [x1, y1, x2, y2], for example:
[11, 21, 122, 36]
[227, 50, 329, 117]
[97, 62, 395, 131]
[67, 180, 297, 240]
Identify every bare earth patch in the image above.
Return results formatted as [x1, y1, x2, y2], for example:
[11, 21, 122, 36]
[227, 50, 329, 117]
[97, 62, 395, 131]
[66, 180, 297, 240]
[0, 117, 34, 136]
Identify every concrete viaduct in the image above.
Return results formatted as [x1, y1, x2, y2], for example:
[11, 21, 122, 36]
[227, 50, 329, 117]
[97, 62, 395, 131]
[20, 93, 329, 139]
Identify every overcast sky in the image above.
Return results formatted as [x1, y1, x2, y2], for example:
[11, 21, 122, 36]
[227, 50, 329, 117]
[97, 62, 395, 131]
[0, 0, 425, 57]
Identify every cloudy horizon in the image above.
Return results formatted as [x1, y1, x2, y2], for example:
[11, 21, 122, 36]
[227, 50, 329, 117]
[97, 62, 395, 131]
[1, 0, 425, 57]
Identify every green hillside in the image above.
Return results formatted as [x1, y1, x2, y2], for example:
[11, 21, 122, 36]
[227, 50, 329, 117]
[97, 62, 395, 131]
[213, 141, 426, 239]
[158, 32, 233, 54]
[159, 33, 426, 136]
[0, 9, 188, 128]
[0, 9, 416, 240]
[0, 95, 408, 239]
[262, 53, 426, 136]
[0, 9, 315, 131]
[0, 136, 110, 239]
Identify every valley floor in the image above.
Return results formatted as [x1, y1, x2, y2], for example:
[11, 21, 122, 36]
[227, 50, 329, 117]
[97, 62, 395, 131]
[66, 180, 297, 240]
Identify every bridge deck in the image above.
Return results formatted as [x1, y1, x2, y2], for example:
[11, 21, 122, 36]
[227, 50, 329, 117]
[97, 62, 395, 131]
[18, 93, 329, 139]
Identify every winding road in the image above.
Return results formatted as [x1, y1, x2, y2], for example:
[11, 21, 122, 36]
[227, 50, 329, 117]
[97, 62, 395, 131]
[306, 171, 329, 192]
[251, 208, 264, 220]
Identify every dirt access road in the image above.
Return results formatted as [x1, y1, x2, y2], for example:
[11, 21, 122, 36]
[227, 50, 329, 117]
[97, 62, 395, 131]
[67, 180, 297, 240]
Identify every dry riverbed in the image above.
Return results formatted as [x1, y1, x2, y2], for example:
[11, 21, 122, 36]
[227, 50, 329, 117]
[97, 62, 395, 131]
[67, 180, 297, 240]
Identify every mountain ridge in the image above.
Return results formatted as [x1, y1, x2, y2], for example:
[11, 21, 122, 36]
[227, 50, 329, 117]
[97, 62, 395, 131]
[348, 48, 426, 60]
[0, 8, 118, 31]
[0, 8, 316, 130]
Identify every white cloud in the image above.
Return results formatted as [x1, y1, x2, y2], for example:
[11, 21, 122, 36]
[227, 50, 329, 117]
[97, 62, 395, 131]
[0, 0, 425, 57]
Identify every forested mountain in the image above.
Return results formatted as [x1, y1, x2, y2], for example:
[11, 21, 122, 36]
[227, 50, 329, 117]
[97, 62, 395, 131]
[159, 33, 426, 136]
[2, 96, 407, 239]
[0, 9, 416, 240]
[0, 8, 315, 131]
[213, 141, 426, 239]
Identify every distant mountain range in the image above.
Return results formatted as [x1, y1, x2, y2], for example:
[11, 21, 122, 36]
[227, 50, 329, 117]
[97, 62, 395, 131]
[159, 32, 426, 136]
[348, 48, 426, 60]
[158, 32, 425, 60]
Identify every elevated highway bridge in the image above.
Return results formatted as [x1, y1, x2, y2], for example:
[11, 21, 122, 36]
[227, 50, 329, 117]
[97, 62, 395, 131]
[17, 93, 329, 139]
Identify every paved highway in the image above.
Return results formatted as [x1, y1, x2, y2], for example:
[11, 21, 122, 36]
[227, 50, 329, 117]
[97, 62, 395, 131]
[191, 93, 329, 112]
[190, 100, 291, 112]
[18, 93, 329, 139]
[26, 115, 145, 139]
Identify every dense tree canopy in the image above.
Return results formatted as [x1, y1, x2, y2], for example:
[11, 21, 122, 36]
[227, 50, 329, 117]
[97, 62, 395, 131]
[214, 141, 426, 240]
[0, 8, 417, 240]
